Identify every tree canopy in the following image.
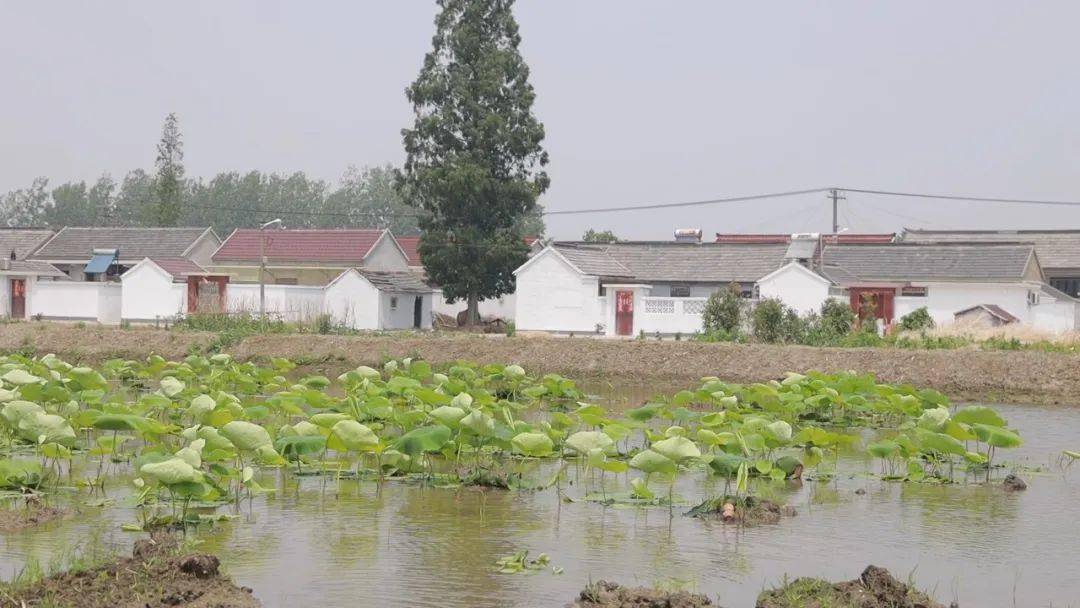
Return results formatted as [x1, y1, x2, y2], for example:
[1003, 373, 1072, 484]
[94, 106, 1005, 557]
[397, 0, 549, 323]
[582, 228, 619, 243]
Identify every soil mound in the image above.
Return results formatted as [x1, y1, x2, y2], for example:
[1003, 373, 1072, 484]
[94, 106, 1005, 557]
[0, 501, 66, 533]
[572, 581, 715, 608]
[756, 565, 951, 608]
[686, 495, 796, 525]
[5, 532, 259, 607]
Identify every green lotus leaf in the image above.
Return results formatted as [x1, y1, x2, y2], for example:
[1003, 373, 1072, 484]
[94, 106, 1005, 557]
[1, 400, 44, 428]
[511, 432, 554, 457]
[310, 412, 353, 428]
[188, 394, 216, 420]
[429, 406, 467, 428]
[650, 436, 701, 463]
[327, 420, 380, 452]
[565, 431, 615, 456]
[461, 409, 495, 437]
[69, 367, 108, 391]
[867, 440, 900, 459]
[629, 449, 677, 475]
[394, 424, 451, 456]
[175, 439, 206, 468]
[971, 423, 1022, 448]
[160, 376, 185, 397]
[766, 420, 793, 442]
[2, 369, 43, 386]
[915, 429, 967, 456]
[140, 457, 202, 486]
[451, 392, 474, 409]
[221, 420, 273, 452]
[18, 412, 76, 446]
[951, 406, 1006, 428]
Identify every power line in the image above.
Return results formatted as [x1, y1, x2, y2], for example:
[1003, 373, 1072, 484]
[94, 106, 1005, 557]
[542, 188, 831, 215]
[839, 188, 1080, 208]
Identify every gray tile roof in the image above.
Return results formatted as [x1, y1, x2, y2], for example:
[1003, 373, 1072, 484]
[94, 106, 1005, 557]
[0, 229, 54, 260]
[0, 259, 66, 278]
[552, 241, 789, 283]
[902, 228, 1080, 270]
[356, 269, 432, 293]
[31, 227, 213, 261]
[821, 243, 1036, 283]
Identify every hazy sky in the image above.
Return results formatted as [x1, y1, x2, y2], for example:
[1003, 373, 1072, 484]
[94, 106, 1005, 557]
[3, 1, 1080, 239]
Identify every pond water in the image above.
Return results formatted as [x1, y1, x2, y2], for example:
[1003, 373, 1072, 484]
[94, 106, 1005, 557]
[2, 385, 1078, 607]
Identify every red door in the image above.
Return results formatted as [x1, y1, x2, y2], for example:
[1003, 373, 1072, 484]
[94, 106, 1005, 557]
[9, 279, 25, 319]
[615, 290, 634, 336]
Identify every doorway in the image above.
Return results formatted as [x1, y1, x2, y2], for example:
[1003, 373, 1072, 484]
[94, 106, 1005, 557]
[615, 290, 634, 336]
[9, 279, 26, 319]
[413, 296, 423, 329]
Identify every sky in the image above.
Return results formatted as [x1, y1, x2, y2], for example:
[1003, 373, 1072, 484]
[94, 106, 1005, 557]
[2, 1, 1080, 240]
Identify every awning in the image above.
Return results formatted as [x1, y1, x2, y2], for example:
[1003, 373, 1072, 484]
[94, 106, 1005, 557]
[84, 251, 117, 274]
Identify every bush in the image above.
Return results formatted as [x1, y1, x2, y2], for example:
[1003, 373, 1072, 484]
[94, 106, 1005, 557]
[819, 299, 856, 337]
[702, 283, 743, 335]
[751, 298, 786, 343]
[898, 307, 934, 331]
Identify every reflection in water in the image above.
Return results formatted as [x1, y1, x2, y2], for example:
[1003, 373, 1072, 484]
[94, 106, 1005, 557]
[0, 398, 1077, 607]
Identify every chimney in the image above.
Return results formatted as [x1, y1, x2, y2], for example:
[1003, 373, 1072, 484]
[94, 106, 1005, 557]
[674, 228, 703, 243]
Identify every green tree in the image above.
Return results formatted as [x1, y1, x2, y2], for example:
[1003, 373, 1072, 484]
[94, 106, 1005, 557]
[398, 0, 550, 324]
[114, 169, 155, 226]
[702, 283, 744, 335]
[323, 165, 418, 233]
[0, 177, 50, 227]
[153, 113, 185, 226]
[46, 181, 92, 227]
[582, 228, 619, 243]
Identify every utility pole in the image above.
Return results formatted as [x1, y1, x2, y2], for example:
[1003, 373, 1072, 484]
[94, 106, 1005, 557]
[258, 218, 283, 322]
[828, 189, 846, 234]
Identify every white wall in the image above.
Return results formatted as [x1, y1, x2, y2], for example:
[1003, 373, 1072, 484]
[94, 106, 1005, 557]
[227, 284, 325, 321]
[895, 283, 1032, 327]
[324, 271, 380, 330]
[757, 264, 831, 315]
[29, 281, 121, 323]
[1030, 298, 1078, 332]
[121, 264, 186, 321]
[380, 292, 431, 330]
[432, 290, 517, 321]
[363, 234, 410, 271]
[634, 297, 707, 336]
[514, 251, 603, 333]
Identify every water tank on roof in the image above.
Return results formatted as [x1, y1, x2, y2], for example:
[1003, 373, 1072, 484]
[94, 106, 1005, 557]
[674, 228, 703, 243]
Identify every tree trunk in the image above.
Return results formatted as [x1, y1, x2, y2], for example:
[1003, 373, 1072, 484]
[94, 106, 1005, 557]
[466, 293, 480, 326]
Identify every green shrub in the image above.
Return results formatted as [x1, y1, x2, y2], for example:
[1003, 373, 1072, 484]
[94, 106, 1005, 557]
[898, 307, 934, 331]
[819, 298, 856, 337]
[702, 283, 743, 335]
[751, 298, 786, 343]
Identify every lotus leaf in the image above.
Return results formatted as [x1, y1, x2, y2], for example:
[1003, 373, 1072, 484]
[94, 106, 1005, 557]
[310, 412, 353, 428]
[140, 457, 202, 486]
[511, 432, 554, 457]
[1, 400, 44, 428]
[327, 420, 380, 452]
[451, 392, 474, 409]
[971, 424, 1022, 448]
[951, 406, 1006, 428]
[394, 424, 452, 456]
[651, 436, 701, 462]
[766, 420, 793, 442]
[221, 421, 273, 452]
[629, 449, 677, 475]
[18, 412, 76, 446]
[915, 429, 967, 456]
[461, 409, 495, 436]
[2, 369, 42, 386]
[175, 439, 206, 468]
[430, 406, 468, 428]
[565, 431, 615, 456]
[160, 376, 185, 397]
[917, 407, 950, 431]
[188, 394, 216, 420]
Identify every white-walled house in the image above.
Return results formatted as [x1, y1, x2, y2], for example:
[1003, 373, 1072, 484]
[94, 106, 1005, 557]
[765, 242, 1079, 332]
[30, 227, 220, 282]
[514, 241, 787, 336]
[0, 229, 67, 320]
[120, 258, 229, 322]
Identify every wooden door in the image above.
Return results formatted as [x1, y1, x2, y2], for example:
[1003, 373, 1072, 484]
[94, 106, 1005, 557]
[9, 279, 25, 319]
[413, 296, 423, 329]
[615, 290, 634, 336]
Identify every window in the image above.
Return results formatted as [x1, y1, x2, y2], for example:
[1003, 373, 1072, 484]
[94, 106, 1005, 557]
[1051, 277, 1080, 297]
[670, 285, 691, 298]
[390, 296, 398, 310]
[1028, 290, 1039, 306]
[900, 286, 927, 297]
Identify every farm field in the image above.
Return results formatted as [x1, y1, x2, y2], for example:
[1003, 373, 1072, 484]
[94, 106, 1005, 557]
[0, 350, 1076, 606]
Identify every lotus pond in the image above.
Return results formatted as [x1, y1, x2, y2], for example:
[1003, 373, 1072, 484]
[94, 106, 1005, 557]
[0, 353, 1077, 606]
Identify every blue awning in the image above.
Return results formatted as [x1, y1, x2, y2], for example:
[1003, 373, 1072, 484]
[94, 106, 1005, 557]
[84, 252, 116, 274]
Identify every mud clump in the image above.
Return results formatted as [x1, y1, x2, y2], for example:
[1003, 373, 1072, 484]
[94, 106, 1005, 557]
[5, 532, 259, 607]
[0, 502, 66, 533]
[756, 565, 952, 608]
[1003, 474, 1027, 491]
[572, 581, 716, 608]
[686, 495, 796, 525]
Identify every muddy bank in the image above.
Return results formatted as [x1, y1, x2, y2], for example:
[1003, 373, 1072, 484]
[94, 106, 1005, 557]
[3, 324, 1079, 404]
[0, 502, 66, 533]
[756, 565, 951, 608]
[572, 581, 715, 607]
[2, 533, 259, 607]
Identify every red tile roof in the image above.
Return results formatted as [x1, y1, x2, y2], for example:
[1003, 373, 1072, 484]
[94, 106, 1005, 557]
[715, 233, 895, 244]
[150, 257, 209, 278]
[398, 235, 540, 267]
[212, 229, 386, 264]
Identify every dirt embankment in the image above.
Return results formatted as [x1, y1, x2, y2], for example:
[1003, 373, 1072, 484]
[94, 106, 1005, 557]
[2, 533, 259, 608]
[3, 323, 1079, 404]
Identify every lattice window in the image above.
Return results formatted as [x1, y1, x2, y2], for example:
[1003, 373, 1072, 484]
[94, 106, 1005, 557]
[643, 298, 675, 314]
[683, 299, 706, 315]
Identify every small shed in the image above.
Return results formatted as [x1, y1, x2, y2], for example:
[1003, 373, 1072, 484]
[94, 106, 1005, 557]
[953, 304, 1020, 327]
[324, 268, 433, 330]
[121, 258, 228, 322]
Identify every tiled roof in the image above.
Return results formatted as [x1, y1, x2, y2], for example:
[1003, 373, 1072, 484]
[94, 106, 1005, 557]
[821, 243, 1036, 283]
[551, 241, 789, 283]
[213, 229, 386, 264]
[716, 233, 896, 244]
[902, 228, 1080, 270]
[31, 227, 212, 261]
[0, 259, 66, 277]
[955, 304, 1020, 324]
[149, 258, 209, 278]
[398, 235, 541, 267]
[0, 229, 54, 260]
[356, 269, 432, 293]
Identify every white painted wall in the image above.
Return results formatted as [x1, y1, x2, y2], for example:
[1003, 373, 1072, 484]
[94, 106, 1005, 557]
[514, 250, 603, 333]
[380, 292, 431, 330]
[432, 290, 517, 321]
[1030, 298, 1078, 332]
[121, 263, 186, 321]
[757, 264, 831, 315]
[29, 281, 121, 322]
[634, 297, 708, 335]
[227, 284, 325, 321]
[324, 271, 380, 330]
[363, 234, 410, 271]
[894, 283, 1032, 327]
